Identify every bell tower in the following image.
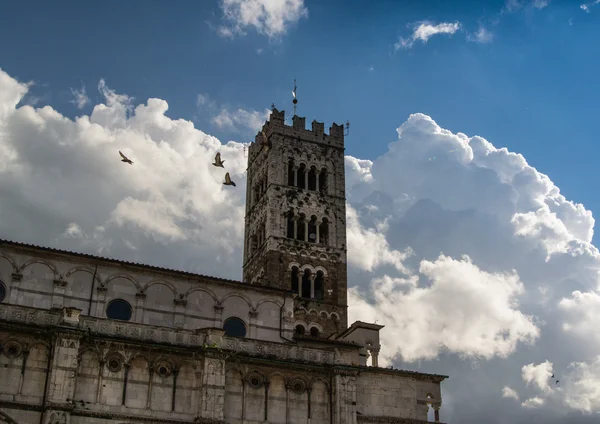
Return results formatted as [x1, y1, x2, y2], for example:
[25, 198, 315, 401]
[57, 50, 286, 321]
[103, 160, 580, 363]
[242, 108, 348, 336]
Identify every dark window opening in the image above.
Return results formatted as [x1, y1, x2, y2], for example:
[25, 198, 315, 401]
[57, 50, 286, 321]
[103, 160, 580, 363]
[302, 269, 311, 299]
[223, 317, 247, 338]
[319, 168, 328, 193]
[319, 218, 329, 245]
[251, 234, 258, 254]
[106, 299, 132, 321]
[291, 267, 299, 294]
[297, 164, 306, 189]
[287, 212, 295, 238]
[0, 281, 6, 303]
[288, 159, 295, 186]
[297, 216, 306, 241]
[310, 327, 320, 338]
[295, 324, 305, 336]
[308, 166, 317, 191]
[308, 216, 317, 243]
[314, 271, 324, 300]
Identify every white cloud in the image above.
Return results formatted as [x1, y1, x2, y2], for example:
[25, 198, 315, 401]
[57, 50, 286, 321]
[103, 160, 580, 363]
[346, 205, 413, 274]
[522, 360, 554, 393]
[563, 356, 600, 413]
[467, 27, 494, 44]
[533, 0, 550, 9]
[349, 254, 539, 363]
[219, 0, 308, 39]
[521, 396, 545, 408]
[559, 290, 600, 349]
[69, 85, 89, 109]
[212, 107, 271, 134]
[503, 386, 520, 400]
[395, 21, 461, 50]
[581, 1, 600, 12]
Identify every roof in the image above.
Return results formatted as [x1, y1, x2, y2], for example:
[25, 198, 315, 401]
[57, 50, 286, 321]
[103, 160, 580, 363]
[0, 238, 290, 295]
[337, 320, 385, 339]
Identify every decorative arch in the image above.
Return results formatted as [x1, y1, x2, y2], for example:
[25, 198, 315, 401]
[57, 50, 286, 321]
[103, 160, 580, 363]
[19, 259, 58, 278]
[152, 356, 175, 370]
[0, 411, 18, 424]
[103, 350, 126, 363]
[126, 353, 151, 366]
[314, 265, 328, 276]
[287, 261, 301, 270]
[310, 377, 330, 390]
[77, 346, 101, 361]
[220, 292, 254, 309]
[63, 266, 103, 284]
[299, 264, 316, 274]
[0, 252, 18, 272]
[184, 287, 218, 303]
[266, 371, 287, 383]
[104, 273, 141, 290]
[307, 309, 319, 316]
[27, 340, 51, 351]
[256, 299, 284, 309]
[142, 280, 178, 296]
[330, 312, 341, 321]
[308, 322, 324, 333]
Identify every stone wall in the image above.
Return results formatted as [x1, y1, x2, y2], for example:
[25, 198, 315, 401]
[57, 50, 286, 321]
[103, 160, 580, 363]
[0, 245, 292, 343]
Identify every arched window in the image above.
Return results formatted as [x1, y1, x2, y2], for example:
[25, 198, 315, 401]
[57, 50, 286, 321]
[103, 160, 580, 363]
[106, 299, 132, 321]
[319, 168, 328, 193]
[223, 317, 247, 338]
[287, 211, 295, 238]
[0, 281, 6, 303]
[314, 271, 324, 300]
[308, 216, 317, 243]
[319, 218, 329, 245]
[310, 327, 320, 338]
[291, 267, 299, 294]
[301, 269, 312, 299]
[288, 159, 295, 186]
[308, 166, 317, 191]
[297, 215, 306, 241]
[295, 324, 305, 336]
[297, 164, 306, 189]
[251, 234, 258, 254]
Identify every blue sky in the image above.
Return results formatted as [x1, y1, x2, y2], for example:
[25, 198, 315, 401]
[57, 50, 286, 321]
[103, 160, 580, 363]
[2, 0, 599, 240]
[2, 2, 600, 422]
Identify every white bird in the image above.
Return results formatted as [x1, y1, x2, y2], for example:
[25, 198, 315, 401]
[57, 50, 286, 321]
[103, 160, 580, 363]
[119, 151, 133, 165]
[212, 152, 225, 168]
[223, 172, 236, 187]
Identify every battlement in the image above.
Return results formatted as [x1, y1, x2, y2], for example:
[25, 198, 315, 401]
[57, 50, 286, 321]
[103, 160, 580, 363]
[247, 108, 345, 163]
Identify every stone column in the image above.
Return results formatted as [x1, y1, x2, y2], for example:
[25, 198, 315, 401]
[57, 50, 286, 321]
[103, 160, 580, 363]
[199, 352, 226, 420]
[370, 347, 380, 368]
[42, 308, 83, 424]
[433, 403, 441, 422]
[51, 277, 67, 310]
[134, 292, 146, 322]
[332, 369, 358, 424]
[173, 297, 187, 328]
[214, 304, 224, 328]
[249, 309, 258, 339]
[9, 272, 23, 304]
[95, 286, 107, 317]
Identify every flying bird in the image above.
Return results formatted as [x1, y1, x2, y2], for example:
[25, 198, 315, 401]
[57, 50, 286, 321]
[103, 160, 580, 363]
[551, 373, 555, 379]
[119, 151, 133, 165]
[556, 380, 560, 385]
[212, 152, 225, 168]
[223, 172, 236, 187]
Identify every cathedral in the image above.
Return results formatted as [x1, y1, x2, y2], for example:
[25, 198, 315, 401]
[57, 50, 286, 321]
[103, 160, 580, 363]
[0, 108, 447, 424]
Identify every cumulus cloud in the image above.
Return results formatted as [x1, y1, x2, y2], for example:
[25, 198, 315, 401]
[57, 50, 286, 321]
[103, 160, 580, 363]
[2, 67, 600, 422]
[395, 21, 461, 50]
[212, 107, 271, 134]
[522, 360, 554, 393]
[503, 386, 520, 400]
[219, 0, 308, 39]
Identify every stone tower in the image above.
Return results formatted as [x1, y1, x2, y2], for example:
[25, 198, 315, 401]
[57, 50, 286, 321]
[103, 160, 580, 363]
[242, 108, 348, 336]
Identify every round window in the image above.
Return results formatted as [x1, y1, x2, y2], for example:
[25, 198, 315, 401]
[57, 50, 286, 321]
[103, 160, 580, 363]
[0, 281, 6, 303]
[106, 299, 132, 321]
[3, 341, 21, 358]
[106, 357, 122, 373]
[223, 317, 247, 338]
[157, 364, 171, 378]
[291, 379, 305, 394]
[248, 374, 263, 389]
